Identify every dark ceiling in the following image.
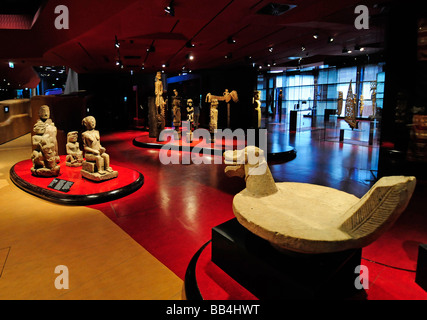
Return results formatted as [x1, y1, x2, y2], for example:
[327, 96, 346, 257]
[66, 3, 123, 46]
[0, 0, 390, 89]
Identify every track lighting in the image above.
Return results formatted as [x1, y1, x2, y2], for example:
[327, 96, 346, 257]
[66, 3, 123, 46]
[342, 48, 352, 54]
[313, 33, 318, 39]
[186, 54, 194, 60]
[355, 45, 365, 51]
[185, 41, 195, 48]
[225, 53, 232, 59]
[115, 35, 120, 49]
[164, 1, 175, 16]
[301, 45, 306, 51]
[328, 36, 334, 43]
[268, 47, 274, 52]
[227, 36, 236, 44]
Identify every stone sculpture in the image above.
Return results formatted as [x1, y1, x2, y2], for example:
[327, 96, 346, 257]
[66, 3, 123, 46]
[30, 121, 60, 177]
[81, 116, 118, 181]
[66, 131, 84, 167]
[34, 105, 60, 163]
[224, 146, 416, 254]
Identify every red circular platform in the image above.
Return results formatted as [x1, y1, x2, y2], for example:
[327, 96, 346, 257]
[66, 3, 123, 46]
[10, 156, 144, 205]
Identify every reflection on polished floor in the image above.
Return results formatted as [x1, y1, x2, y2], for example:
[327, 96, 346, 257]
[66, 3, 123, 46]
[1, 113, 426, 300]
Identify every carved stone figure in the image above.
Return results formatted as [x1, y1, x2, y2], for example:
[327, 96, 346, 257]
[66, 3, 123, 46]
[66, 131, 84, 167]
[35, 105, 60, 163]
[337, 91, 343, 116]
[209, 99, 219, 142]
[224, 146, 416, 254]
[31, 121, 60, 177]
[253, 90, 261, 129]
[81, 116, 118, 181]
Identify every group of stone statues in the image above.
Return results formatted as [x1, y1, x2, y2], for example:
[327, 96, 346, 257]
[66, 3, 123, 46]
[31, 105, 117, 182]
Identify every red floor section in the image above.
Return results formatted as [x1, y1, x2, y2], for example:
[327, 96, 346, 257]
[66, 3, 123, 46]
[88, 117, 427, 300]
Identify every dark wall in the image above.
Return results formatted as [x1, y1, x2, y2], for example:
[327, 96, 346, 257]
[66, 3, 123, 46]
[78, 66, 258, 132]
[198, 66, 258, 130]
[378, 2, 427, 179]
[78, 72, 155, 132]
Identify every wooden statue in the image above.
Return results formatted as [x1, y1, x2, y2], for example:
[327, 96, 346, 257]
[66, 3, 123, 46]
[359, 95, 365, 117]
[344, 81, 358, 129]
[224, 146, 416, 254]
[172, 89, 181, 133]
[155, 72, 166, 140]
[337, 91, 343, 116]
[186, 99, 194, 142]
[370, 81, 377, 118]
[206, 90, 238, 128]
[253, 90, 261, 129]
[209, 99, 219, 142]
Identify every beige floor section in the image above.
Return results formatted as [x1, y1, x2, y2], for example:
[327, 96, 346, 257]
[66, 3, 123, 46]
[0, 134, 183, 300]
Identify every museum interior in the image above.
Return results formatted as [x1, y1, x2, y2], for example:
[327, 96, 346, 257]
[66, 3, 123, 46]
[1, 0, 427, 301]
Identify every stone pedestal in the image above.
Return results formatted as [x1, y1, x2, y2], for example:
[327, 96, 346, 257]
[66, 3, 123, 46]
[81, 161, 118, 182]
[212, 219, 363, 300]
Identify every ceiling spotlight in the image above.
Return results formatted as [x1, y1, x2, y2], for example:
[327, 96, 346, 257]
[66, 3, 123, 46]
[227, 36, 236, 44]
[313, 34, 319, 39]
[342, 48, 352, 54]
[328, 37, 334, 43]
[162, 63, 169, 68]
[185, 41, 195, 48]
[186, 53, 194, 60]
[268, 47, 274, 53]
[164, 1, 175, 16]
[8, 62, 14, 68]
[301, 45, 306, 51]
[115, 35, 120, 49]
[147, 45, 155, 52]
[225, 53, 232, 59]
[355, 45, 365, 51]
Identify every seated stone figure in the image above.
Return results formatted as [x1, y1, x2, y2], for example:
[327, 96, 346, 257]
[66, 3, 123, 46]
[80, 116, 118, 181]
[31, 122, 60, 177]
[66, 131, 84, 167]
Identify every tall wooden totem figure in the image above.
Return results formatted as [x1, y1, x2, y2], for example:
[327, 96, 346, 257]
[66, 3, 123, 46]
[344, 80, 358, 130]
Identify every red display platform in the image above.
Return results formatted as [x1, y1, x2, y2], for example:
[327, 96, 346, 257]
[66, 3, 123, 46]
[10, 156, 144, 205]
[133, 130, 297, 162]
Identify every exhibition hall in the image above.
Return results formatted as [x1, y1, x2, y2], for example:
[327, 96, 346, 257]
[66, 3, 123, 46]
[1, 0, 427, 303]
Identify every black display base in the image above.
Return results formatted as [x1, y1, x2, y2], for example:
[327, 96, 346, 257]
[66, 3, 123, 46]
[211, 219, 364, 300]
[416, 244, 427, 292]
